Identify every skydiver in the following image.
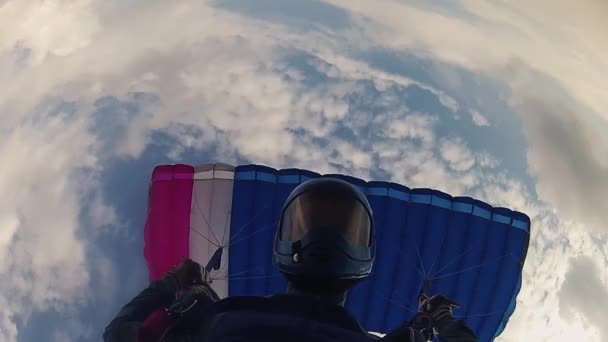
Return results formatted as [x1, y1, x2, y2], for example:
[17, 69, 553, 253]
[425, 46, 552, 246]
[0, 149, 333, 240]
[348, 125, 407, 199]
[103, 178, 478, 342]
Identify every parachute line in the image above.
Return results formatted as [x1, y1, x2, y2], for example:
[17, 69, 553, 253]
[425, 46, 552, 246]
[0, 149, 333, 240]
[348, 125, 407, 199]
[226, 220, 279, 249]
[210, 267, 265, 281]
[192, 184, 222, 247]
[427, 209, 455, 277]
[221, 209, 231, 246]
[414, 234, 428, 279]
[429, 234, 488, 279]
[190, 227, 221, 248]
[228, 205, 272, 243]
[430, 253, 515, 280]
[376, 290, 418, 315]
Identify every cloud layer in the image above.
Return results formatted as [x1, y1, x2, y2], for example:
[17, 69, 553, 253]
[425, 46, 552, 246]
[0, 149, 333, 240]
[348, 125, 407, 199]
[325, 0, 608, 234]
[559, 256, 608, 341]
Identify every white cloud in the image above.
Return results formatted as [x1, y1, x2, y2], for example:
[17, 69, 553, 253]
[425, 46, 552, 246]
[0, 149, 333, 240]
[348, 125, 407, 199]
[477, 152, 500, 169]
[0, 0, 101, 64]
[86, 193, 119, 234]
[473, 173, 537, 216]
[322, 0, 608, 236]
[437, 92, 459, 113]
[0, 215, 19, 255]
[439, 138, 475, 172]
[470, 110, 490, 126]
[491, 198, 608, 342]
[385, 113, 438, 144]
[505, 64, 608, 234]
[326, 0, 608, 121]
[558, 256, 608, 341]
[0, 113, 98, 341]
[0, 296, 16, 342]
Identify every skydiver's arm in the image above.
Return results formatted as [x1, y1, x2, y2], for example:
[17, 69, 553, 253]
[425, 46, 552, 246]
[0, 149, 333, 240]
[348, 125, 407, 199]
[434, 317, 478, 342]
[102, 280, 175, 342]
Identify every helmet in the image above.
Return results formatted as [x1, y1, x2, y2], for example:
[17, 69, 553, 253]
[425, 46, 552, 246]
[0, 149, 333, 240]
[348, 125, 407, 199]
[273, 177, 375, 291]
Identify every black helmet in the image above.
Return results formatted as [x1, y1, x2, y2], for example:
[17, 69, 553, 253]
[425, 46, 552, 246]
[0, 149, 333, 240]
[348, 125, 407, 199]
[273, 177, 375, 291]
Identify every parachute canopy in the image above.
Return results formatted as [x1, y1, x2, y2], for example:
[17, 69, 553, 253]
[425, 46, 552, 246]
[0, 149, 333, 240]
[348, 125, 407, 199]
[144, 163, 530, 341]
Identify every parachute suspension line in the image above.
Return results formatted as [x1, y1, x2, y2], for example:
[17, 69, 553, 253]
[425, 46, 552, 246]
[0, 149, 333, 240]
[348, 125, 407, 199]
[203, 205, 276, 284]
[209, 266, 265, 282]
[207, 178, 223, 248]
[391, 205, 433, 307]
[414, 197, 436, 300]
[201, 205, 272, 258]
[192, 184, 222, 247]
[392, 233, 436, 303]
[413, 231, 431, 298]
[428, 234, 489, 279]
[220, 209, 231, 248]
[227, 205, 272, 244]
[375, 290, 418, 315]
[415, 244, 427, 277]
[190, 227, 221, 248]
[422, 278, 431, 297]
[426, 211, 454, 278]
[225, 219, 280, 249]
[210, 267, 275, 281]
[208, 219, 278, 282]
[396, 243, 426, 283]
[429, 253, 515, 280]
[388, 289, 419, 314]
[404, 234, 517, 323]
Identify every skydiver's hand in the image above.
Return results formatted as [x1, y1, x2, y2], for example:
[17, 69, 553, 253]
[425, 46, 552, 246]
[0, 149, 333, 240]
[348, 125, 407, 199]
[163, 258, 204, 293]
[418, 294, 460, 323]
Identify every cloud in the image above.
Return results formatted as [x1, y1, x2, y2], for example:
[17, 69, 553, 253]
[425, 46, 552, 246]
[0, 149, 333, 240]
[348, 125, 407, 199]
[558, 256, 608, 341]
[477, 152, 499, 169]
[323, 1, 608, 238]
[0, 216, 19, 254]
[470, 110, 490, 126]
[0, 0, 101, 63]
[385, 113, 438, 143]
[326, 0, 608, 120]
[439, 137, 475, 172]
[503, 62, 608, 233]
[0, 112, 101, 341]
[494, 213, 605, 341]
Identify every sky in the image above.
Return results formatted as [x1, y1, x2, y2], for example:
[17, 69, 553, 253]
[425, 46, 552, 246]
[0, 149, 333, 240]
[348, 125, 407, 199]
[1, 0, 607, 341]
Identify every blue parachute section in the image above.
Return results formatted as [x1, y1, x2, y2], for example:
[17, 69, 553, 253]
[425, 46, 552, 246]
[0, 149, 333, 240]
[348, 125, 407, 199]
[227, 164, 530, 341]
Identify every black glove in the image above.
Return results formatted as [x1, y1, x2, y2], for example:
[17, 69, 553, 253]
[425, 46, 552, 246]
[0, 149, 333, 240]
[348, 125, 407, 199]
[163, 258, 205, 293]
[418, 294, 460, 323]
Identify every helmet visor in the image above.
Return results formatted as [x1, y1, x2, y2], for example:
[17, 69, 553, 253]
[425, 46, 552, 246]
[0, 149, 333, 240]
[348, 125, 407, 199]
[280, 189, 371, 247]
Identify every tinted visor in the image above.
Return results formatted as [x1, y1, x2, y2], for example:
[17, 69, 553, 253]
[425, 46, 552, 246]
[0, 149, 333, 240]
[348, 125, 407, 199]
[280, 189, 371, 247]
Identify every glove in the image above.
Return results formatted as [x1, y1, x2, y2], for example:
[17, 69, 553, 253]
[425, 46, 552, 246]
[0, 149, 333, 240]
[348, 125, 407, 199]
[418, 294, 460, 323]
[163, 258, 205, 293]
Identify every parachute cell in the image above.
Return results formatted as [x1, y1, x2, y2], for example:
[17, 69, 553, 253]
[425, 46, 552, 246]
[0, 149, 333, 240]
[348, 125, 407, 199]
[144, 163, 530, 341]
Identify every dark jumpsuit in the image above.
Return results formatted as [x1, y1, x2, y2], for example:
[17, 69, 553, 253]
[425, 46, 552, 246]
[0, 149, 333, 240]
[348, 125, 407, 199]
[103, 279, 477, 342]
